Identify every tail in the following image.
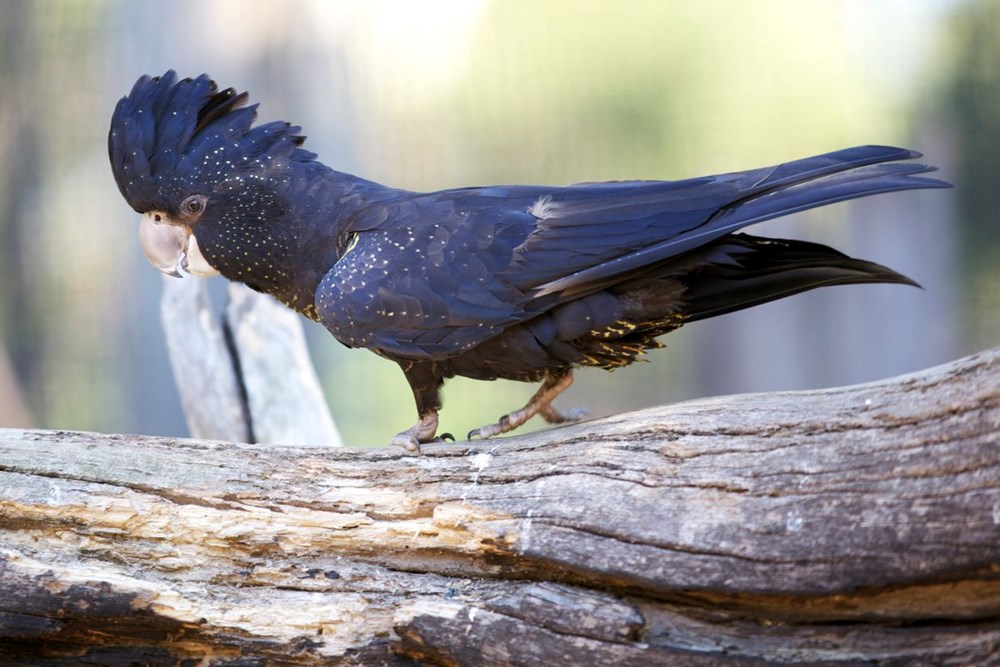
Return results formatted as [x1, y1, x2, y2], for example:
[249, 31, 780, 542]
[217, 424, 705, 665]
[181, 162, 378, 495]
[678, 233, 918, 323]
[531, 145, 950, 299]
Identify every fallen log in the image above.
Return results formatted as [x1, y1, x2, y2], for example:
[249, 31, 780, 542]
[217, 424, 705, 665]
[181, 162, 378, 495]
[0, 348, 997, 665]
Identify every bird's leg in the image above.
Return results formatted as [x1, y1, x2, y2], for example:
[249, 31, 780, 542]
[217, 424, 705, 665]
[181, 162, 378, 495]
[469, 370, 587, 440]
[392, 361, 446, 452]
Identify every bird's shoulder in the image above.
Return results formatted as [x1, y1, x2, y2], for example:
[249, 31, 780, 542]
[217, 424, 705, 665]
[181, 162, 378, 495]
[311, 177, 735, 359]
[314, 186, 548, 358]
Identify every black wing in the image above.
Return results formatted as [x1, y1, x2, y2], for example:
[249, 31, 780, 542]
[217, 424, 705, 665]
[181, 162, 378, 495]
[315, 145, 948, 359]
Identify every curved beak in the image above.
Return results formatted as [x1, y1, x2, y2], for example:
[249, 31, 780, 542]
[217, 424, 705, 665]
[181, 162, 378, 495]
[139, 212, 220, 278]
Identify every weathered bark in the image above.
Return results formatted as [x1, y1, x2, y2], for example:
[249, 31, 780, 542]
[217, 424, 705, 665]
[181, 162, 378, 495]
[0, 348, 997, 666]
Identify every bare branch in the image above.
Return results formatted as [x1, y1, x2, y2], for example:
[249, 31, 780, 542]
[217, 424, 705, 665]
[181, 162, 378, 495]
[161, 276, 341, 446]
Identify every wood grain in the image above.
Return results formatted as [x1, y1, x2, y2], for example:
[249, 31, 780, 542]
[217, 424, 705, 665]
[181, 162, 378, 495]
[0, 348, 997, 665]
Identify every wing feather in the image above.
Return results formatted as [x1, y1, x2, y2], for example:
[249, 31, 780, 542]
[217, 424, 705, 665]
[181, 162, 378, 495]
[315, 146, 949, 360]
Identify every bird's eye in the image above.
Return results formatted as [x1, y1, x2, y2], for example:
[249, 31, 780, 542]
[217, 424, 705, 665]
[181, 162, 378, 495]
[182, 195, 206, 217]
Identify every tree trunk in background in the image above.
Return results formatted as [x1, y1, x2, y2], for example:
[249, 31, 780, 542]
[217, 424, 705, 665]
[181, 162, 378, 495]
[161, 276, 342, 446]
[0, 343, 32, 427]
[0, 348, 996, 665]
[0, 1, 43, 427]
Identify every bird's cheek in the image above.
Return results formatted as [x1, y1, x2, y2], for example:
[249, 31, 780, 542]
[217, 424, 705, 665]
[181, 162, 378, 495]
[181, 232, 220, 277]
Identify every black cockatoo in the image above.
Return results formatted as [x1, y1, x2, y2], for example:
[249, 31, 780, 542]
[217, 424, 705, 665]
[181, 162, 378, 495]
[109, 72, 949, 449]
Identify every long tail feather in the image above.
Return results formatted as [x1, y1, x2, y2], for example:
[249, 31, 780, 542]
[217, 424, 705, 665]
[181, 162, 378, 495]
[532, 146, 949, 299]
[679, 234, 918, 323]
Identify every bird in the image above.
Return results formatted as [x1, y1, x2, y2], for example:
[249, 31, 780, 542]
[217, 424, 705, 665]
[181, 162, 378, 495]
[109, 71, 950, 450]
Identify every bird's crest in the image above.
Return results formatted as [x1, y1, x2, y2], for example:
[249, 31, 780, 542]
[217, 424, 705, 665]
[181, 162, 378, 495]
[108, 71, 313, 214]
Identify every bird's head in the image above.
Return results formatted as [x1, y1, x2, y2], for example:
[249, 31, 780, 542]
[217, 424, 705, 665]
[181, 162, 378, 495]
[108, 71, 315, 279]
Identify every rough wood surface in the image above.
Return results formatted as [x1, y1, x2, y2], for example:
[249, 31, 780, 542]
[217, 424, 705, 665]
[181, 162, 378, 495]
[0, 348, 997, 665]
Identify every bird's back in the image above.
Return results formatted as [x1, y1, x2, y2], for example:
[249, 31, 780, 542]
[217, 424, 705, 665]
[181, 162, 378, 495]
[316, 146, 946, 363]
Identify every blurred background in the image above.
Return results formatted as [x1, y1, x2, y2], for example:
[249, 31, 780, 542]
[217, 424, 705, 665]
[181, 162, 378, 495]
[0, 0, 996, 445]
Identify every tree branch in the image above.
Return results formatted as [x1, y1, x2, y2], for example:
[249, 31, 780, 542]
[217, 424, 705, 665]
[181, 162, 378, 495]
[161, 276, 342, 446]
[0, 348, 997, 665]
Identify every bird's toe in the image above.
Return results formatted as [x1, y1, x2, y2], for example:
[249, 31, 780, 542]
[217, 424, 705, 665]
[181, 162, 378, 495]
[468, 422, 504, 440]
[563, 407, 590, 422]
[390, 411, 442, 452]
[390, 432, 421, 452]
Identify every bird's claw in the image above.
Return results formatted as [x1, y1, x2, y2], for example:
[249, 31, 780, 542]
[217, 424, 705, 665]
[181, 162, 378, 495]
[391, 412, 443, 453]
[467, 417, 508, 441]
[468, 401, 589, 441]
[392, 432, 455, 451]
[390, 432, 422, 453]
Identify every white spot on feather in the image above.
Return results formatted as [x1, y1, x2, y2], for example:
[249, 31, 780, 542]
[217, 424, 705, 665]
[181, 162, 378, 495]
[528, 195, 560, 220]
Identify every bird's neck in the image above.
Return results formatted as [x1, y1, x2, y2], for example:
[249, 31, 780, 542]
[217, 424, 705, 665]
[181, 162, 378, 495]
[204, 165, 388, 320]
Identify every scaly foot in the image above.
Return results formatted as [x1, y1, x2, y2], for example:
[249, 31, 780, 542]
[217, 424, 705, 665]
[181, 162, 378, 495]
[468, 371, 587, 439]
[391, 411, 440, 452]
[539, 403, 590, 425]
